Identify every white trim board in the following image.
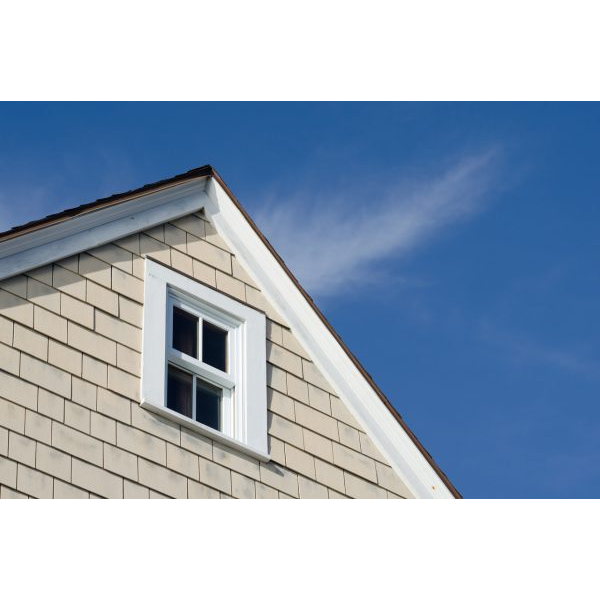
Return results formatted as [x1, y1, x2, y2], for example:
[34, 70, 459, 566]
[204, 178, 455, 499]
[0, 179, 209, 280]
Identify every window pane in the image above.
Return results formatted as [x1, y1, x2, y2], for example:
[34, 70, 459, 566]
[202, 321, 227, 371]
[173, 306, 198, 358]
[196, 379, 221, 430]
[167, 365, 193, 418]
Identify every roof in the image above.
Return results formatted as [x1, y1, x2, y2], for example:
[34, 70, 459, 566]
[0, 165, 461, 498]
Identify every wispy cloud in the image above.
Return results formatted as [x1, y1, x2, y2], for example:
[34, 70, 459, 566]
[254, 150, 498, 297]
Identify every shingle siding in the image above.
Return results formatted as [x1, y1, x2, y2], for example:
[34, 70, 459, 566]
[0, 210, 412, 498]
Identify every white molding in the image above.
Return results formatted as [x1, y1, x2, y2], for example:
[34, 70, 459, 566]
[141, 259, 268, 460]
[0, 179, 209, 280]
[204, 178, 455, 499]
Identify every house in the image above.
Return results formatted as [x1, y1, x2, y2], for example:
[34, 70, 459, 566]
[0, 166, 460, 499]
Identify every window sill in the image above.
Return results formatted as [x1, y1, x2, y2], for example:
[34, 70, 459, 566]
[140, 398, 271, 462]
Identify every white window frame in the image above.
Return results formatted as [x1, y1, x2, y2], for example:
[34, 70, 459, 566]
[167, 294, 237, 437]
[141, 258, 269, 460]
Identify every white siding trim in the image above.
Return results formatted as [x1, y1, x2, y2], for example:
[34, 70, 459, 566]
[0, 179, 209, 280]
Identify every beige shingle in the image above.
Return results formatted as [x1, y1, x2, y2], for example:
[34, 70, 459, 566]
[72, 458, 123, 499]
[52, 422, 103, 466]
[17, 463, 53, 498]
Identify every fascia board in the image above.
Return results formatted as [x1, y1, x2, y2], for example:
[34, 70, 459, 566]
[0, 179, 209, 280]
[204, 177, 455, 499]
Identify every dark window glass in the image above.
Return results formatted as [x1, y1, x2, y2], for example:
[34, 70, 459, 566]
[196, 379, 221, 430]
[167, 365, 193, 418]
[173, 307, 198, 358]
[202, 321, 227, 371]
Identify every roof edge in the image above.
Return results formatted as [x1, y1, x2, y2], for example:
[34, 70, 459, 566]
[0, 165, 214, 243]
[208, 170, 462, 499]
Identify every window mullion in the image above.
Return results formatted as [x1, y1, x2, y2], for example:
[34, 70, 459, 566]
[222, 388, 227, 437]
[192, 375, 197, 421]
[198, 317, 203, 367]
[167, 296, 174, 352]
[167, 352, 235, 389]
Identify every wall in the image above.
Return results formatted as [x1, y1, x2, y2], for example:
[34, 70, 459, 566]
[0, 210, 413, 498]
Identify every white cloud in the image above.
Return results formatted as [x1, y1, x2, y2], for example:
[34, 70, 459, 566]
[254, 150, 498, 297]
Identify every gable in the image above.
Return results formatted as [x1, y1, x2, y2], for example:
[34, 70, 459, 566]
[0, 167, 458, 499]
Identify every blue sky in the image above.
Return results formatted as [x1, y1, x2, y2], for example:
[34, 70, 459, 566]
[0, 102, 598, 498]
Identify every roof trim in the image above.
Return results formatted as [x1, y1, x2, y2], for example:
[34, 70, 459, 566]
[0, 165, 461, 498]
[0, 165, 213, 243]
[204, 175, 461, 499]
[0, 179, 210, 281]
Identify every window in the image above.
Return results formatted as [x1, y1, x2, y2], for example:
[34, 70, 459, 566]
[167, 298, 236, 434]
[141, 258, 269, 460]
